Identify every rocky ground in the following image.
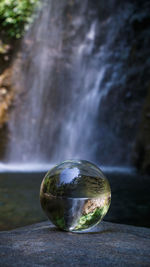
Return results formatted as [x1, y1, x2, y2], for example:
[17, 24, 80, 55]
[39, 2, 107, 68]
[0, 220, 150, 266]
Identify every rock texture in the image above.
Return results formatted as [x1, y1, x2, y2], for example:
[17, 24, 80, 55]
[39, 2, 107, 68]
[0, 68, 13, 127]
[133, 86, 150, 173]
[0, 220, 150, 266]
[95, 0, 150, 167]
[0, 36, 20, 129]
[0, 68, 14, 159]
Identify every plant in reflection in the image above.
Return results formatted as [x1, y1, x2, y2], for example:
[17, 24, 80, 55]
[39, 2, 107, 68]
[54, 216, 65, 229]
[75, 207, 104, 230]
[74, 196, 110, 231]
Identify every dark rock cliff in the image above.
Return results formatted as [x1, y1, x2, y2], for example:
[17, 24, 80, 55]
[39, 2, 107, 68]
[93, 0, 150, 169]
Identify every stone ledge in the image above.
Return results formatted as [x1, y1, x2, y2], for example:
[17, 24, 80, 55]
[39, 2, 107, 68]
[0, 221, 150, 266]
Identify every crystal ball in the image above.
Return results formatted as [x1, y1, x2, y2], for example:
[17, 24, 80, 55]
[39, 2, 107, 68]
[40, 160, 111, 232]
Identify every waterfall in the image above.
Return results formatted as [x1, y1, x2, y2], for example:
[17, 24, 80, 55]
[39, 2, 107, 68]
[1, 0, 149, 167]
[5, 0, 106, 164]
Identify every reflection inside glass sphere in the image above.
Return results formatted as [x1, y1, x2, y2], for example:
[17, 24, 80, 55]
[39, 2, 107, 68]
[40, 160, 111, 232]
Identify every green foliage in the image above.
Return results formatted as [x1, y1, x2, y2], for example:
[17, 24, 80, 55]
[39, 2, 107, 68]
[0, 0, 39, 39]
[54, 216, 66, 230]
[75, 207, 104, 230]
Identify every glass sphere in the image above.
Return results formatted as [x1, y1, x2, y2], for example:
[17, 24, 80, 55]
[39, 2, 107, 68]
[40, 160, 111, 232]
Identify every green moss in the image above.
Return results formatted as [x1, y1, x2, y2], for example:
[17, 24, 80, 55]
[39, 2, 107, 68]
[75, 207, 105, 231]
[54, 216, 65, 230]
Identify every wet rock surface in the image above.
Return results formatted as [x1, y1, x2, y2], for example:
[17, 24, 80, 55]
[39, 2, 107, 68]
[0, 220, 150, 266]
[0, 68, 13, 128]
[95, 0, 150, 167]
[133, 85, 150, 174]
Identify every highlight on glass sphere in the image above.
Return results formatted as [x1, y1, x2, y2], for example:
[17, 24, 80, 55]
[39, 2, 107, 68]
[40, 160, 111, 232]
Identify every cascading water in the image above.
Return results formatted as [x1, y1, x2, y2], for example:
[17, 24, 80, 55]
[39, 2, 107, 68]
[5, 0, 106, 164]
[1, 0, 150, 168]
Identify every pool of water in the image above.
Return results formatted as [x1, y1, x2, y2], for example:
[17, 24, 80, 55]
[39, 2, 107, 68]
[0, 172, 46, 230]
[0, 168, 150, 230]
